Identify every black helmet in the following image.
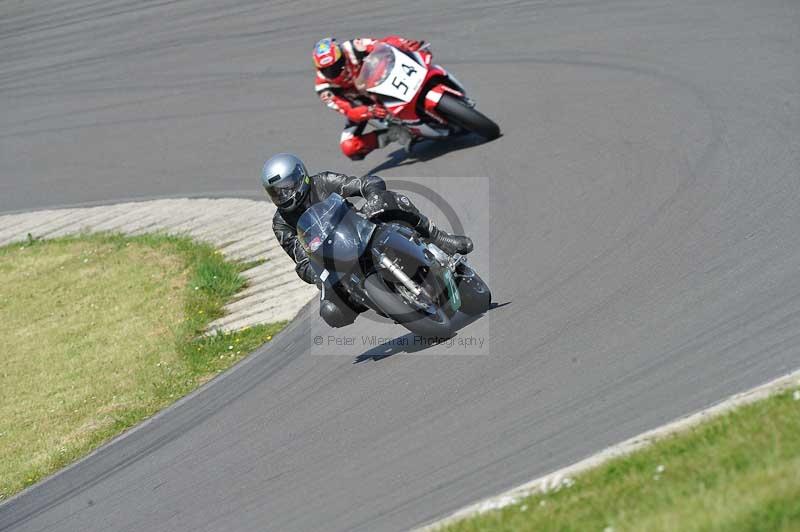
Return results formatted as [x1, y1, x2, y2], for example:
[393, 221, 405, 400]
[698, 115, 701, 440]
[261, 153, 311, 211]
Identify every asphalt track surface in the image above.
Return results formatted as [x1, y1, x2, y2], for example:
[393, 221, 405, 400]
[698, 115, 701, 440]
[1, 1, 799, 530]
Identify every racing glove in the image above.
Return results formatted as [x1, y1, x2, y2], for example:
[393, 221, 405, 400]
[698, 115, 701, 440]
[362, 190, 399, 219]
[349, 104, 388, 122]
[403, 39, 425, 51]
[382, 36, 426, 52]
[370, 105, 388, 119]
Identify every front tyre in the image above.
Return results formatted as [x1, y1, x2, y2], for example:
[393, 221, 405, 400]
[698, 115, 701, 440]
[436, 93, 500, 140]
[364, 274, 455, 338]
[456, 267, 492, 315]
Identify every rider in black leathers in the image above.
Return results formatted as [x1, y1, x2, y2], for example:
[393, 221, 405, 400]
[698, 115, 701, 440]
[262, 153, 473, 328]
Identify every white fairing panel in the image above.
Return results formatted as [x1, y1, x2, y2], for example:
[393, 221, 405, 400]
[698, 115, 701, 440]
[368, 47, 428, 103]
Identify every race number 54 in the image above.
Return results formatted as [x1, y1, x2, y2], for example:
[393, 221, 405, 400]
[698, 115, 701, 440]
[392, 63, 418, 95]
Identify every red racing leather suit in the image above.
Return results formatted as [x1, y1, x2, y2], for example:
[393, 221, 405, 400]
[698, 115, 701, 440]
[314, 36, 423, 159]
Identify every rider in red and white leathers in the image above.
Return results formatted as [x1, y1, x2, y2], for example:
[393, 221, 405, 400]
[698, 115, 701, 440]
[313, 36, 424, 160]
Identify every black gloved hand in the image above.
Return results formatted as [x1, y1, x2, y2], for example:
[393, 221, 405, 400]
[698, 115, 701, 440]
[363, 190, 399, 219]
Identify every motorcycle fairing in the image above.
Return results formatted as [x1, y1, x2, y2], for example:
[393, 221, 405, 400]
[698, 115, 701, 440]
[370, 223, 454, 308]
[356, 44, 428, 104]
[297, 194, 375, 284]
[356, 43, 476, 138]
[371, 223, 426, 261]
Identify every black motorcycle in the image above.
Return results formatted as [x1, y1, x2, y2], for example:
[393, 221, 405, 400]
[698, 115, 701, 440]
[297, 193, 491, 337]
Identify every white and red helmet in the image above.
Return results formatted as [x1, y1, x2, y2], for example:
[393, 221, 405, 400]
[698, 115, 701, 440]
[313, 38, 352, 84]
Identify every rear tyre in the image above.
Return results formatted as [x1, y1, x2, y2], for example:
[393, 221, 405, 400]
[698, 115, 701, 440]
[436, 93, 500, 140]
[364, 273, 455, 338]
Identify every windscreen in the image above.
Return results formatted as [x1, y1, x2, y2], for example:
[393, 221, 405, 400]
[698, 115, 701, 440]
[296, 194, 376, 269]
[297, 194, 347, 255]
[354, 43, 395, 92]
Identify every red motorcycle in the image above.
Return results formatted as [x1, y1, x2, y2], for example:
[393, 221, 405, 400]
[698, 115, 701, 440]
[354, 43, 500, 142]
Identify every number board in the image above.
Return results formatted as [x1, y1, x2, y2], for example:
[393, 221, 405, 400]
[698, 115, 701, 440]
[369, 47, 428, 103]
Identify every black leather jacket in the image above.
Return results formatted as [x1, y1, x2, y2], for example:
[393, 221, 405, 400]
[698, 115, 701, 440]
[273, 171, 386, 284]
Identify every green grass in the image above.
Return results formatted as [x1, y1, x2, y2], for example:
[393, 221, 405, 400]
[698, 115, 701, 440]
[0, 233, 285, 500]
[440, 389, 800, 532]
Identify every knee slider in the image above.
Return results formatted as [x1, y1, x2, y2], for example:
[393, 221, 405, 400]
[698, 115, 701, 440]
[340, 137, 365, 159]
[320, 300, 358, 328]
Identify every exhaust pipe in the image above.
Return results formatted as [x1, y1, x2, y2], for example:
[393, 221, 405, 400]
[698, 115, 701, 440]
[378, 254, 429, 300]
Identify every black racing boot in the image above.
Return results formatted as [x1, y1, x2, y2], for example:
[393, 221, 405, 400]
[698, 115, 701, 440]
[416, 216, 473, 255]
[429, 225, 473, 255]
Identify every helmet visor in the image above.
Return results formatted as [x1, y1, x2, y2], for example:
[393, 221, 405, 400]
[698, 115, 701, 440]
[320, 56, 345, 80]
[267, 181, 297, 207]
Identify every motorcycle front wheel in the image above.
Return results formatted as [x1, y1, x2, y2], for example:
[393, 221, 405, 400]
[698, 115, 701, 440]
[436, 93, 500, 140]
[456, 265, 492, 316]
[364, 273, 455, 338]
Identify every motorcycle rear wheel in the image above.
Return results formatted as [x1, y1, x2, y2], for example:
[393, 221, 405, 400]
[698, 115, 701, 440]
[364, 273, 455, 338]
[436, 93, 500, 140]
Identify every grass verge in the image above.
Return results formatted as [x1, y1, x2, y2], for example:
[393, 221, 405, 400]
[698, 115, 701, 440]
[438, 388, 800, 532]
[0, 232, 286, 500]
